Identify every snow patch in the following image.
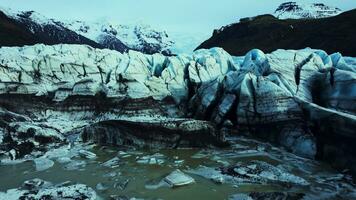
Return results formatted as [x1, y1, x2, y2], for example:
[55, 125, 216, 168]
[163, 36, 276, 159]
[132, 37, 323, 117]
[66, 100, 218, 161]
[274, 2, 342, 19]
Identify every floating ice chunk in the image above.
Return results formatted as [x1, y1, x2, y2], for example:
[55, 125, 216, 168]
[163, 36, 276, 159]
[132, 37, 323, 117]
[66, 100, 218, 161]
[174, 160, 184, 165]
[164, 169, 195, 187]
[102, 157, 120, 168]
[78, 150, 97, 160]
[96, 183, 109, 191]
[9, 149, 17, 160]
[0, 130, 3, 144]
[57, 157, 72, 164]
[191, 151, 209, 159]
[64, 160, 86, 171]
[103, 172, 118, 178]
[34, 158, 54, 171]
[136, 153, 165, 165]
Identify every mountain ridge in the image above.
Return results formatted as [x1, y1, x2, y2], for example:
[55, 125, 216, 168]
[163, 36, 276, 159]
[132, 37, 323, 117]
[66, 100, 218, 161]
[0, 10, 104, 50]
[196, 9, 356, 56]
[0, 7, 176, 55]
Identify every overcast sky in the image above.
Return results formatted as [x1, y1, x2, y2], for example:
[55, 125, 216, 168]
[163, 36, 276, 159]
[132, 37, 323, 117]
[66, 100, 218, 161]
[1, 0, 355, 34]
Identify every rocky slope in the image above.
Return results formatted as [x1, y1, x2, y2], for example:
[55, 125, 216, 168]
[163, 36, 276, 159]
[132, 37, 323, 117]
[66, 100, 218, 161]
[0, 44, 355, 180]
[196, 8, 356, 57]
[274, 2, 342, 19]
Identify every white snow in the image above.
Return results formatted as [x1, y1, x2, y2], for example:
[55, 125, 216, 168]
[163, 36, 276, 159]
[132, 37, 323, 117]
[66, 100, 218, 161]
[62, 19, 175, 53]
[169, 31, 211, 54]
[213, 2, 343, 36]
[274, 2, 342, 19]
[0, 6, 56, 26]
[0, 6, 212, 54]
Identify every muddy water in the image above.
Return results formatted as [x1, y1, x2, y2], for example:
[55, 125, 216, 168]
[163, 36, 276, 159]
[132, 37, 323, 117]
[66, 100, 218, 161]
[0, 136, 355, 200]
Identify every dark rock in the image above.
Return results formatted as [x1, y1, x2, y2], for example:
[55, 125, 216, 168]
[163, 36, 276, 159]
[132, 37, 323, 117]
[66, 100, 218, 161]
[196, 9, 356, 56]
[81, 119, 225, 148]
[114, 179, 130, 190]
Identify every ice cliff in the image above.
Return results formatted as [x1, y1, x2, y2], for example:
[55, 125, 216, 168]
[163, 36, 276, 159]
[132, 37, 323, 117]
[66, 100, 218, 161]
[0, 44, 355, 176]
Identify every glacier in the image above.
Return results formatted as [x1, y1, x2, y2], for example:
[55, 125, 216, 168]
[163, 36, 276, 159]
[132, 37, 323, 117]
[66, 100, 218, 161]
[0, 44, 355, 181]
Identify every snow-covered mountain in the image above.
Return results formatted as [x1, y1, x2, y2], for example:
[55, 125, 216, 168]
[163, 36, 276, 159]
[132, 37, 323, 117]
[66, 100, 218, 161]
[0, 6, 177, 55]
[1, 6, 54, 27]
[274, 2, 342, 19]
[61, 20, 174, 55]
[206, 2, 343, 43]
[0, 6, 104, 49]
[196, 2, 354, 56]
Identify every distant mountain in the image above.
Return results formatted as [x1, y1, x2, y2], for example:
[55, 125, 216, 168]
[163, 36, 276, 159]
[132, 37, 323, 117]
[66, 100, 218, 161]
[0, 8, 105, 50]
[0, 7, 176, 55]
[196, 8, 356, 56]
[167, 31, 211, 55]
[274, 2, 342, 19]
[61, 20, 174, 55]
